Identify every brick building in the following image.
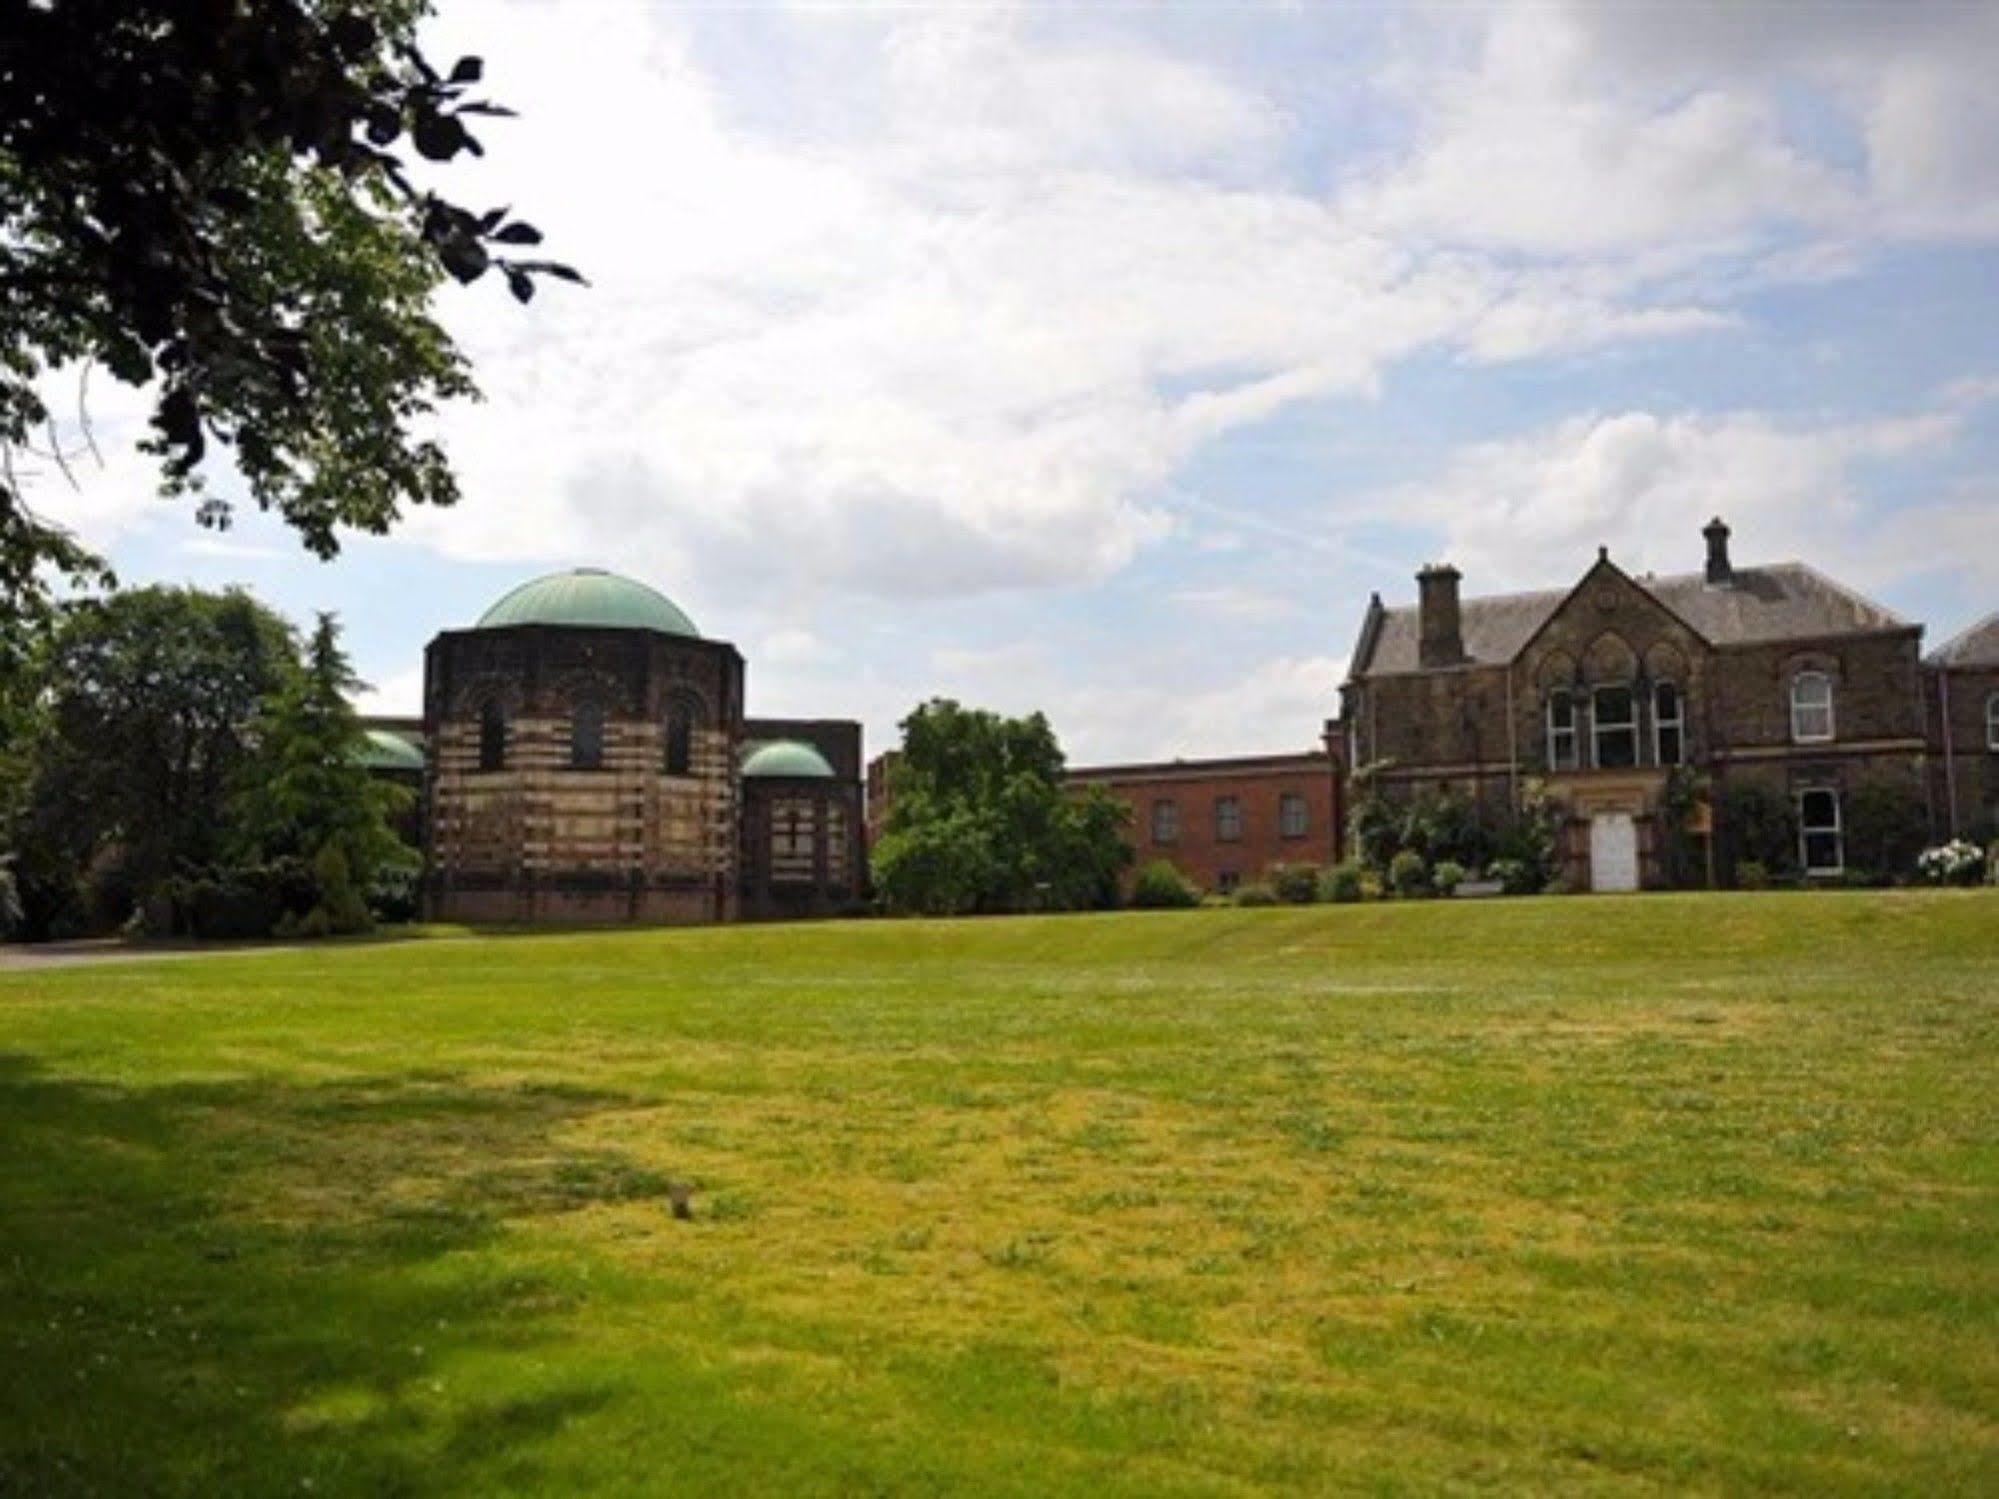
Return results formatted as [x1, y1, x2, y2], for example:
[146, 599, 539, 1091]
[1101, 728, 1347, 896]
[410, 569, 862, 924]
[1335, 519, 1964, 890]
[1064, 750, 1340, 895]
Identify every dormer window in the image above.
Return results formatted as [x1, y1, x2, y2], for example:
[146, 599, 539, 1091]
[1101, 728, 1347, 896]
[1791, 672, 1834, 743]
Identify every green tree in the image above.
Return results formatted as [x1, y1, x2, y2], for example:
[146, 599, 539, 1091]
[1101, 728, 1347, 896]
[234, 613, 412, 934]
[1, 0, 578, 628]
[10, 586, 299, 934]
[871, 699, 1131, 915]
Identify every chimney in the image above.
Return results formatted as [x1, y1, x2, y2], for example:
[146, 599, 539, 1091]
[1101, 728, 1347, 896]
[1416, 563, 1465, 668]
[1703, 516, 1733, 584]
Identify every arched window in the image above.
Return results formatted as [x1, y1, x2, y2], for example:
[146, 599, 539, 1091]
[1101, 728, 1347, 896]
[1791, 671, 1834, 743]
[478, 700, 506, 772]
[1987, 693, 1999, 751]
[1798, 788, 1842, 874]
[663, 695, 698, 776]
[1653, 681, 1684, 766]
[570, 699, 604, 770]
[1547, 690, 1577, 771]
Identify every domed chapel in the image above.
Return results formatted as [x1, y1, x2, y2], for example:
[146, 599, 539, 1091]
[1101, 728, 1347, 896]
[417, 568, 863, 923]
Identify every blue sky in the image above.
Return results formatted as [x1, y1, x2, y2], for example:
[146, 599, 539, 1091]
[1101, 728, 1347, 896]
[37, 1, 1999, 762]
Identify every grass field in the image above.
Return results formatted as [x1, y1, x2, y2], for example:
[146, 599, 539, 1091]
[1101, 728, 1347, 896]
[2, 891, 1995, 1495]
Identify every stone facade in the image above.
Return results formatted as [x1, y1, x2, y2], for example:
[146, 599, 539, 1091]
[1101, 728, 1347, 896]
[422, 622, 746, 923]
[739, 719, 866, 919]
[1336, 521, 1963, 889]
[1926, 613, 1999, 841]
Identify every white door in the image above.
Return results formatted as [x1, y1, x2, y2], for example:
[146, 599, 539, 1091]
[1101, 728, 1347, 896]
[1590, 813, 1639, 892]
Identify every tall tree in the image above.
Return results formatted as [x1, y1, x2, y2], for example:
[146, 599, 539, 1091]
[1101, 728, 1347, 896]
[0, 0, 577, 625]
[234, 612, 411, 932]
[11, 585, 298, 931]
[871, 699, 1130, 916]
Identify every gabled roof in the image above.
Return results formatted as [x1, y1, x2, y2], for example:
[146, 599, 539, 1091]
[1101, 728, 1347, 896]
[1928, 611, 1999, 667]
[1353, 562, 1908, 678]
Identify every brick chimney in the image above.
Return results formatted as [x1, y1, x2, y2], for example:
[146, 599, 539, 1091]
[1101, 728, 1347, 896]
[1417, 563, 1465, 668]
[1703, 516, 1733, 584]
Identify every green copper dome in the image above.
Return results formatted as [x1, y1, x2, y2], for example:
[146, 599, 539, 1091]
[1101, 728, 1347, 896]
[742, 740, 836, 780]
[476, 568, 699, 637]
[352, 728, 424, 772]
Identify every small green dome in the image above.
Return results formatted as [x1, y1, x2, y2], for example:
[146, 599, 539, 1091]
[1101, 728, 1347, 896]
[353, 728, 424, 772]
[742, 739, 835, 780]
[476, 568, 699, 637]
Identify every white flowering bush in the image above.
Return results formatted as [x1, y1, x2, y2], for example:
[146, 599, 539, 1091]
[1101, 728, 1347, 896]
[1916, 840, 1986, 887]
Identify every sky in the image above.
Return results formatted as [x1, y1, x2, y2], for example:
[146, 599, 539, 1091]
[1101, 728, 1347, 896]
[32, 0, 1999, 764]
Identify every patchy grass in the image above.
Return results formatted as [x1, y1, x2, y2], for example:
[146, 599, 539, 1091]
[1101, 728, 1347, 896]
[2, 890, 1995, 1495]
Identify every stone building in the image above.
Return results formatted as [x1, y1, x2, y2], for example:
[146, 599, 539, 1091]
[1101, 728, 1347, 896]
[414, 568, 862, 924]
[1064, 750, 1340, 895]
[1335, 519, 1947, 890]
[1927, 612, 1999, 841]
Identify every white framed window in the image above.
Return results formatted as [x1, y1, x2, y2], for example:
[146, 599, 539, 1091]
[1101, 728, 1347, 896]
[1592, 685, 1638, 769]
[1279, 793, 1308, 839]
[1653, 681, 1685, 766]
[1151, 799, 1179, 845]
[1547, 691, 1578, 771]
[1798, 788, 1842, 874]
[1791, 671, 1834, 743]
[1215, 796, 1242, 842]
[1987, 693, 1999, 750]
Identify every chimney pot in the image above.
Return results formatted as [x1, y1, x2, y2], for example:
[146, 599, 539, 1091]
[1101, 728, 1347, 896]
[1703, 516, 1733, 584]
[1416, 563, 1465, 669]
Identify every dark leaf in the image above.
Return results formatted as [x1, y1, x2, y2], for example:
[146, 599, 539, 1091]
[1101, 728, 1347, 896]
[450, 56, 485, 84]
[364, 103, 401, 146]
[505, 267, 535, 304]
[492, 222, 542, 245]
[412, 112, 467, 162]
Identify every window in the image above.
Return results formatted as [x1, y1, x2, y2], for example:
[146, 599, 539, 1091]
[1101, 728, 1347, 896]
[1791, 671, 1834, 743]
[663, 698, 695, 775]
[1279, 793, 1308, 839]
[1799, 788, 1843, 874]
[1150, 798, 1179, 845]
[1217, 870, 1240, 895]
[570, 699, 604, 770]
[1547, 690, 1578, 771]
[1653, 681, 1684, 766]
[1215, 796, 1242, 842]
[825, 801, 850, 886]
[1592, 685, 1637, 769]
[478, 700, 506, 772]
[770, 797, 816, 882]
[1987, 693, 1999, 751]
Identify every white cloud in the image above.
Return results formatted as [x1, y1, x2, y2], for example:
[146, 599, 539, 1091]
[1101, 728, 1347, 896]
[387, 2, 1725, 613]
[1406, 386, 1999, 596]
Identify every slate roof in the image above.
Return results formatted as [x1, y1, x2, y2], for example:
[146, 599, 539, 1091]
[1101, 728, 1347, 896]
[1928, 611, 1999, 667]
[1355, 562, 1908, 678]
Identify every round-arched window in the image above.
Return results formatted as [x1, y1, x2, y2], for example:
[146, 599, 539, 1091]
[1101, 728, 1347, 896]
[1790, 671, 1834, 743]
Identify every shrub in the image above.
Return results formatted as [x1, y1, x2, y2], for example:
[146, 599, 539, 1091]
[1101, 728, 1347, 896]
[1388, 849, 1428, 898]
[1319, 862, 1364, 904]
[1267, 862, 1319, 904]
[1717, 784, 1797, 883]
[1487, 857, 1538, 896]
[1131, 859, 1200, 910]
[367, 863, 421, 924]
[1736, 859, 1770, 891]
[1233, 882, 1278, 908]
[1916, 840, 1986, 887]
[1844, 783, 1927, 881]
[1431, 859, 1465, 897]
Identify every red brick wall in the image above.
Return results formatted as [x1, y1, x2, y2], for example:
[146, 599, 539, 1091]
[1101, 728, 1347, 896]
[1067, 753, 1340, 894]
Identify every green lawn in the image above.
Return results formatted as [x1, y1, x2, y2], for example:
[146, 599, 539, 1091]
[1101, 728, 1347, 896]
[2, 892, 1995, 1495]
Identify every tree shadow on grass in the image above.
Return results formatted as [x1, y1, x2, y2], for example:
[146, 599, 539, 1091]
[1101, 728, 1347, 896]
[0, 1053, 660, 1496]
